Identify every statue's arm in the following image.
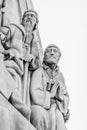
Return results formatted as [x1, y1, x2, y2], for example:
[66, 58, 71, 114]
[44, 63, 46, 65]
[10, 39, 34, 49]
[56, 72, 70, 120]
[31, 68, 51, 109]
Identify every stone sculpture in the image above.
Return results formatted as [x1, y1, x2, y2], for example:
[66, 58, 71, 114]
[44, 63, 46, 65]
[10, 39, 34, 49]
[0, 20, 36, 130]
[30, 44, 70, 130]
[0, 0, 69, 130]
[0, 0, 43, 130]
[0, 16, 35, 123]
[22, 10, 43, 107]
[0, 8, 43, 124]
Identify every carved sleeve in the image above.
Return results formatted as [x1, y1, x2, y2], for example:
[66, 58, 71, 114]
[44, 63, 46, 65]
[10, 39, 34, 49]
[4, 25, 24, 75]
[55, 72, 69, 115]
[31, 69, 51, 109]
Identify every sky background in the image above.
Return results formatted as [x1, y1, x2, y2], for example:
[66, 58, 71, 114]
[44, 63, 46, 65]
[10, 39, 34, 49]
[33, 0, 87, 130]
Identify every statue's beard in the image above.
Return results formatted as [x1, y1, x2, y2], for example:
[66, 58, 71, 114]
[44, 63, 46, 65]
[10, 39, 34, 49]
[24, 21, 33, 32]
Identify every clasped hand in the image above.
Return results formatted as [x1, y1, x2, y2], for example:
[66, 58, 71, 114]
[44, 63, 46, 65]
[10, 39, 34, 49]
[23, 54, 35, 62]
[50, 81, 60, 98]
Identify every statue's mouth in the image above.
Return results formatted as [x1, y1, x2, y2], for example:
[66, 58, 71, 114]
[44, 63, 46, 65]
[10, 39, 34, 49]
[26, 19, 31, 23]
[49, 55, 56, 59]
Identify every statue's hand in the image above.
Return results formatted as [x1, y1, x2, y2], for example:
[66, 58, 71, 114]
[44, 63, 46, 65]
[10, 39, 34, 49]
[63, 109, 70, 123]
[50, 82, 59, 98]
[23, 54, 35, 62]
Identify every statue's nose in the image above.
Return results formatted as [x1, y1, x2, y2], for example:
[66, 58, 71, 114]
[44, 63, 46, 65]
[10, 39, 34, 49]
[51, 49, 54, 55]
[29, 15, 32, 19]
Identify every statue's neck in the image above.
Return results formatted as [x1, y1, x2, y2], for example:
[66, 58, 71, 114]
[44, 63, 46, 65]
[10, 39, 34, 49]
[24, 26, 33, 34]
[43, 61, 56, 70]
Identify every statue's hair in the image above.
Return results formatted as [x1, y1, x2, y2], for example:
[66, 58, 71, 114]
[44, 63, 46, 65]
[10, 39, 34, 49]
[43, 44, 61, 61]
[22, 10, 38, 30]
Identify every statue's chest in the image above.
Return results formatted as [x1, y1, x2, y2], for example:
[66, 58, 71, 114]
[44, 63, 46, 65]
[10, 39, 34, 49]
[42, 69, 59, 92]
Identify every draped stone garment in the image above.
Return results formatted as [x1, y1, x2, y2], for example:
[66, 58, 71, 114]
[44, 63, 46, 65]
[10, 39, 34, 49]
[30, 65, 69, 130]
[0, 24, 32, 116]
[0, 24, 24, 99]
[22, 29, 43, 107]
[0, 93, 36, 130]
[0, 24, 37, 129]
[0, 0, 43, 107]
[0, 24, 32, 117]
[0, 0, 34, 26]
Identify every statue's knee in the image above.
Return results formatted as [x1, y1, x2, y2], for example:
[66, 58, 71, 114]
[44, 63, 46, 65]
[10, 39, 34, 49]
[31, 105, 48, 129]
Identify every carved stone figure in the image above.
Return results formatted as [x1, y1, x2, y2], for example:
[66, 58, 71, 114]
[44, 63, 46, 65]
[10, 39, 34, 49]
[0, 24, 24, 97]
[22, 10, 43, 107]
[30, 44, 70, 130]
[0, 23, 32, 118]
[0, 24, 37, 130]
[0, 9, 43, 118]
[0, 0, 34, 26]
[0, 0, 43, 130]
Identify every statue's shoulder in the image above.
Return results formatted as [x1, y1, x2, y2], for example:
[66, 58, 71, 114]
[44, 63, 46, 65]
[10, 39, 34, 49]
[58, 71, 63, 77]
[57, 71, 65, 84]
[5, 24, 25, 35]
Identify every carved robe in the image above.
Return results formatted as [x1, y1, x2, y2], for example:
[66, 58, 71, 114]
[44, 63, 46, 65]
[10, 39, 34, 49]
[30, 64, 69, 130]
[0, 23, 36, 130]
[0, 24, 24, 99]
[0, 23, 31, 118]
[22, 29, 43, 107]
[0, 0, 34, 26]
[0, 93, 36, 130]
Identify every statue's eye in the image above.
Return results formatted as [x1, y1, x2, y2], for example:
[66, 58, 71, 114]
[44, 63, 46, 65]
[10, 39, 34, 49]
[54, 49, 58, 53]
[47, 50, 50, 53]
[31, 14, 33, 17]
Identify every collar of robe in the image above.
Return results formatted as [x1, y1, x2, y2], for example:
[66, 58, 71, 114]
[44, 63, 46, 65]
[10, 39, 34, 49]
[42, 62, 59, 80]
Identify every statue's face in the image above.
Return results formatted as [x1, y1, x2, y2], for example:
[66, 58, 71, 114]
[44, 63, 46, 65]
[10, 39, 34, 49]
[45, 47, 60, 64]
[23, 12, 37, 31]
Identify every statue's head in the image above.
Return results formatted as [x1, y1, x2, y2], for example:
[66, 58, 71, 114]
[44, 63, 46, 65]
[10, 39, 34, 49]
[22, 10, 38, 31]
[43, 44, 61, 64]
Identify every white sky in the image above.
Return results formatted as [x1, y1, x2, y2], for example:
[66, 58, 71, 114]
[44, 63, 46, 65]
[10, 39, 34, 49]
[33, 0, 87, 130]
